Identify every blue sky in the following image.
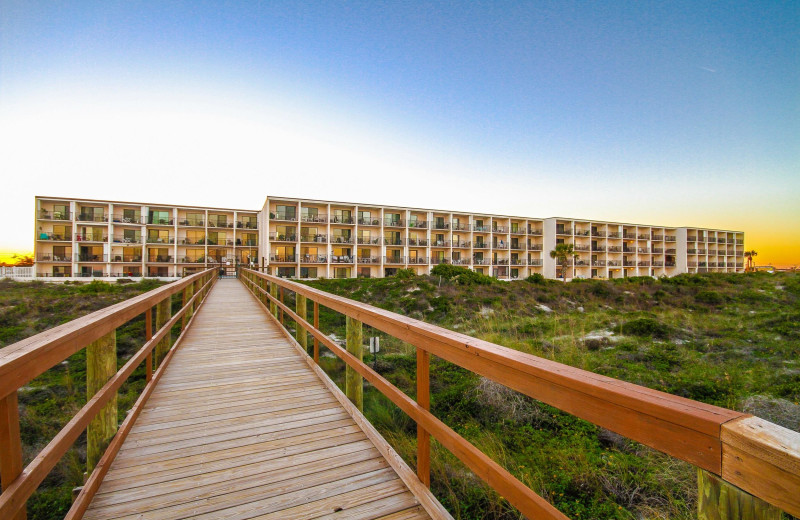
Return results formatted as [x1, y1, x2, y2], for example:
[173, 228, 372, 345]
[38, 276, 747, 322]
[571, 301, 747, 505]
[1, 1, 798, 263]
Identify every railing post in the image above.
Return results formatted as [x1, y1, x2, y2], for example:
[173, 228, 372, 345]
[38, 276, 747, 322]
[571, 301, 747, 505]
[181, 282, 193, 331]
[155, 296, 171, 367]
[145, 307, 153, 382]
[0, 392, 25, 520]
[698, 469, 781, 520]
[296, 294, 308, 354]
[269, 281, 278, 318]
[313, 301, 320, 364]
[279, 287, 285, 324]
[417, 348, 431, 487]
[345, 316, 363, 411]
[86, 330, 117, 475]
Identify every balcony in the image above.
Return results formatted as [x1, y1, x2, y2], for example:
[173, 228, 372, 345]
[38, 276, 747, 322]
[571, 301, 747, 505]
[148, 217, 174, 226]
[529, 259, 543, 266]
[717, 238, 726, 244]
[575, 229, 590, 237]
[431, 257, 450, 265]
[607, 260, 621, 267]
[687, 236, 697, 242]
[271, 211, 297, 222]
[330, 215, 354, 224]
[383, 219, 404, 227]
[432, 222, 450, 230]
[494, 259, 510, 265]
[147, 255, 173, 263]
[556, 228, 572, 235]
[76, 254, 107, 262]
[236, 239, 258, 247]
[473, 242, 489, 249]
[652, 261, 664, 267]
[452, 222, 470, 231]
[492, 226, 507, 233]
[652, 248, 663, 254]
[510, 243, 524, 250]
[527, 244, 543, 251]
[208, 220, 234, 228]
[38, 210, 72, 221]
[77, 213, 108, 223]
[574, 245, 590, 252]
[75, 234, 108, 243]
[591, 231, 606, 237]
[623, 261, 636, 267]
[622, 233, 637, 239]
[473, 258, 490, 265]
[665, 236, 677, 241]
[113, 236, 142, 244]
[493, 243, 510, 250]
[637, 234, 649, 240]
[688, 249, 697, 254]
[331, 255, 354, 263]
[510, 227, 525, 235]
[408, 220, 428, 229]
[638, 261, 651, 267]
[205, 239, 234, 246]
[179, 219, 205, 227]
[452, 241, 470, 248]
[666, 248, 677, 254]
[431, 240, 450, 248]
[110, 255, 143, 263]
[384, 256, 406, 264]
[651, 235, 663, 241]
[36, 254, 71, 262]
[300, 255, 328, 264]
[112, 215, 144, 225]
[38, 232, 72, 241]
[607, 232, 621, 239]
[269, 233, 298, 242]
[473, 225, 491, 232]
[301, 214, 328, 223]
[608, 246, 622, 253]
[528, 228, 543, 235]
[407, 257, 428, 264]
[146, 237, 175, 244]
[697, 249, 707, 255]
[236, 221, 259, 229]
[510, 259, 525, 266]
[179, 238, 206, 245]
[592, 260, 606, 267]
[592, 246, 606, 252]
[451, 258, 470, 265]
[574, 260, 590, 267]
[356, 256, 380, 264]
[300, 234, 328, 243]
[330, 236, 354, 244]
[358, 217, 380, 226]
[665, 262, 676, 267]
[383, 238, 404, 246]
[178, 257, 203, 264]
[270, 255, 296, 263]
[357, 236, 381, 245]
[407, 238, 429, 246]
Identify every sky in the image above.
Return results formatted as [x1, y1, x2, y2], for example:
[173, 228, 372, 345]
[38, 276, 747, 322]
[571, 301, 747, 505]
[1, 1, 798, 266]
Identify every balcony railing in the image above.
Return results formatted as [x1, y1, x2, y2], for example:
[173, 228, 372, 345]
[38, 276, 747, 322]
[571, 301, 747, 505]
[181, 257, 207, 264]
[607, 260, 621, 266]
[431, 257, 449, 265]
[473, 242, 489, 249]
[431, 241, 450, 248]
[111, 215, 144, 225]
[113, 236, 142, 244]
[111, 255, 143, 263]
[383, 219, 404, 227]
[608, 246, 622, 253]
[75, 254, 108, 262]
[575, 229, 590, 237]
[528, 228, 543, 235]
[623, 261, 636, 267]
[623, 233, 637, 239]
[146, 237, 175, 244]
[451, 258, 470, 265]
[236, 239, 258, 246]
[408, 238, 429, 246]
[592, 260, 606, 267]
[383, 238, 404, 246]
[452, 222, 470, 231]
[652, 248, 664, 254]
[208, 220, 234, 228]
[473, 258, 490, 265]
[408, 220, 428, 229]
[527, 244, 543, 251]
[510, 259, 525, 266]
[493, 243, 510, 250]
[665, 235, 677, 241]
[357, 237, 380, 245]
[652, 261, 664, 267]
[493, 226, 507, 233]
[407, 257, 428, 264]
[330, 255, 354, 263]
[574, 260, 590, 267]
[608, 232, 621, 239]
[651, 235, 664, 241]
[271, 212, 298, 222]
[356, 256, 380, 264]
[179, 238, 206, 245]
[75, 235, 108, 242]
[510, 243, 524, 250]
[688, 249, 697, 254]
[473, 225, 490, 232]
[236, 221, 259, 229]
[331, 236, 355, 244]
[637, 234, 649, 240]
[591, 231, 605, 237]
[76, 214, 108, 222]
[510, 228, 525, 235]
[452, 241, 470, 248]
[384, 256, 405, 264]
[270, 233, 298, 242]
[432, 222, 450, 230]
[638, 261, 651, 267]
[592, 246, 606, 252]
[147, 255, 173, 263]
[38, 210, 72, 221]
[529, 259, 543, 266]
[358, 217, 380, 226]
[270, 255, 296, 263]
[36, 254, 71, 262]
[666, 262, 677, 267]
[574, 245, 590, 251]
[37, 232, 72, 241]
[300, 234, 328, 243]
[178, 219, 205, 227]
[148, 217, 174, 225]
[300, 255, 328, 263]
[330, 215, 354, 224]
[556, 228, 572, 235]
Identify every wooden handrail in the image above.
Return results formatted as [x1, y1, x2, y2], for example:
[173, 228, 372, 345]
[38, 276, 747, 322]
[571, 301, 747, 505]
[241, 269, 800, 519]
[0, 269, 217, 519]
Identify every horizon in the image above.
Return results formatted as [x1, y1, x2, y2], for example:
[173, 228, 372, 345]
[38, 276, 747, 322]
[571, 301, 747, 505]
[1, 2, 798, 267]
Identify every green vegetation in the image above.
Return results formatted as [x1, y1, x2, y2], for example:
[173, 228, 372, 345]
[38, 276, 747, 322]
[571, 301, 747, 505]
[305, 271, 800, 519]
[0, 278, 168, 520]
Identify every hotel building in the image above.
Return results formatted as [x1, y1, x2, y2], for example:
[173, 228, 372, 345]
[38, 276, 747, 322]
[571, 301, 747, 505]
[33, 195, 745, 280]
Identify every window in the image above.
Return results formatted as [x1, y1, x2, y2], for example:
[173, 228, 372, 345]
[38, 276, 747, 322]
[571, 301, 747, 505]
[186, 212, 204, 226]
[300, 267, 318, 278]
[277, 267, 296, 278]
[385, 212, 401, 225]
[80, 206, 105, 221]
[149, 210, 170, 225]
[187, 230, 204, 244]
[301, 207, 320, 221]
[148, 229, 171, 243]
[434, 234, 445, 245]
[122, 208, 139, 222]
[360, 248, 372, 258]
[123, 229, 140, 242]
[53, 204, 69, 220]
[333, 209, 352, 223]
[511, 223, 519, 233]
[276, 205, 297, 220]
[358, 210, 371, 223]
[334, 267, 350, 278]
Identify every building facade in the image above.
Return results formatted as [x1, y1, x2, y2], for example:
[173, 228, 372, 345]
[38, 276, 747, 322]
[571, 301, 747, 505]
[33, 195, 745, 280]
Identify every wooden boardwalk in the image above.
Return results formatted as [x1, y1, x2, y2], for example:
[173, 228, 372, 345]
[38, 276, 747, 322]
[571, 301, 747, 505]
[84, 279, 444, 520]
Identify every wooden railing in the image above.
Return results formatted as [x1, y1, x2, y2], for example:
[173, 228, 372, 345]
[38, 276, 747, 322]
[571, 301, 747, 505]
[0, 269, 217, 520]
[240, 269, 800, 520]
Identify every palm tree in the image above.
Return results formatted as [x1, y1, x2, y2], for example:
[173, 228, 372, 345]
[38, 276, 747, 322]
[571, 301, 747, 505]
[744, 250, 757, 272]
[550, 243, 578, 282]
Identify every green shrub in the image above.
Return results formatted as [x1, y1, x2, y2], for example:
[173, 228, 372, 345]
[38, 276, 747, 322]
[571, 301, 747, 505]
[695, 290, 725, 306]
[525, 273, 545, 284]
[619, 317, 671, 339]
[431, 264, 494, 285]
[76, 280, 116, 294]
[394, 268, 416, 279]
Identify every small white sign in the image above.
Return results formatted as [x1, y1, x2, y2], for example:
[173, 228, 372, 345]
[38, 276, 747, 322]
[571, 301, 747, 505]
[369, 337, 380, 353]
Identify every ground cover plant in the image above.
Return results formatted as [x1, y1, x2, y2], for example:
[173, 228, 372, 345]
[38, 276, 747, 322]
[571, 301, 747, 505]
[303, 268, 800, 519]
[0, 278, 168, 519]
